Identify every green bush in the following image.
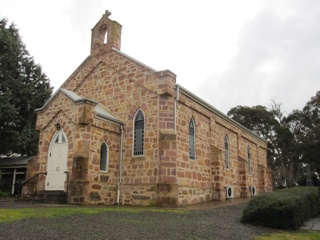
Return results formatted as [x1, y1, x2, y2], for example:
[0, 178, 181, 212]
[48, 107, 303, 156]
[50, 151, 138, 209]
[0, 191, 10, 198]
[241, 186, 320, 230]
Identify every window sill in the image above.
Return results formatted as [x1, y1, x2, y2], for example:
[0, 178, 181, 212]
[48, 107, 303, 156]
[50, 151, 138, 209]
[131, 156, 145, 161]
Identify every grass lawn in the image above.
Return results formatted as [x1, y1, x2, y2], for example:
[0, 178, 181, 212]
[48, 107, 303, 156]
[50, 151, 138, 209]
[1, 207, 319, 239]
[256, 231, 320, 240]
[0, 206, 187, 223]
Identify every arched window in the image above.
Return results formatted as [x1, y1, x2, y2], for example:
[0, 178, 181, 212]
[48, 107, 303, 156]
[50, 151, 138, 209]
[100, 142, 108, 171]
[248, 146, 251, 175]
[104, 31, 108, 44]
[189, 118, 195, 160]
[225, 135, 229, 169]
[133, 109, 144, 156]
[54, 130, 67, 144]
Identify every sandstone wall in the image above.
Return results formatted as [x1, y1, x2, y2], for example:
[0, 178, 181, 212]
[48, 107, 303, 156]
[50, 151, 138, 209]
[60, 49, 171, 205]
[175, 90, 271, 205]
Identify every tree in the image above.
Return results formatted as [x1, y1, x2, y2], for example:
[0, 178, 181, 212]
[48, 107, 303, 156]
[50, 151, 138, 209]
[0, 18, 52, 156]
[227, 103, 299, 187]
[228, 95, 320, 188]
[227, 105, 278, 166]
[299, 91, 320, 181]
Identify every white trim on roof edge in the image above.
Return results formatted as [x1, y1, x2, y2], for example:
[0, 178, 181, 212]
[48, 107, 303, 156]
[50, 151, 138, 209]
[95, 105, 124, 125]
[35, 88, 98, 112]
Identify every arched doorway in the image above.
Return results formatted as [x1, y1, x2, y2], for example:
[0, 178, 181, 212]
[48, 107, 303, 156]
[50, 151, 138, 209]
[45, 130, 68, 190]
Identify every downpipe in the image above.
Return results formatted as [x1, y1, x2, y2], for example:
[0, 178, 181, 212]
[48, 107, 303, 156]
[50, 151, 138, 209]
[116, 124, 124, 205]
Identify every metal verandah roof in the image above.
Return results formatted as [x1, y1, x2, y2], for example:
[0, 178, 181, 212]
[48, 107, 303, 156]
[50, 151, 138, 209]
[0, 156, 34, 168]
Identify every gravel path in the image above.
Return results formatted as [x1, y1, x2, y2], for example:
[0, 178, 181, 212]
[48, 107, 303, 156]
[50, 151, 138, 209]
[0, 201, 281, 240]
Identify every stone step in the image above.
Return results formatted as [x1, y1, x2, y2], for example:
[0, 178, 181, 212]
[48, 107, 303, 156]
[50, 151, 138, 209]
[27, 191, 67, 204]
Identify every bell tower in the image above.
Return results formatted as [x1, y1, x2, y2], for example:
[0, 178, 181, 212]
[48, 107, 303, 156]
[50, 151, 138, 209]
[91, 10, 122, 56]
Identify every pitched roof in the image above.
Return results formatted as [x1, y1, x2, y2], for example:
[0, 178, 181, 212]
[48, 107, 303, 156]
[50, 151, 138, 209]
[36, 88, 123, 125]
[36, 88, 97, 112]
[95, 105, 124, 125]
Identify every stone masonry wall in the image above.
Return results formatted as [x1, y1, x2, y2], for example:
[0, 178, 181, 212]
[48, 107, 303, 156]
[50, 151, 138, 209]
[23, 92, 79, 197]
[68, 98, 123, 205]
[31, 87, 126, 205]
[57, 14, 179, 205]
[175, 103, 212, 205]
[176, 91, 271, 205]
[60, 48, 166, 205]
[82, 123, 121, 205]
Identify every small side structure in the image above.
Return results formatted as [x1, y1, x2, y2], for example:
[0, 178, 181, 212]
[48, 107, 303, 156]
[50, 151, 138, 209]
[22, 11, 273, 207]
[0, 156, 34, 195]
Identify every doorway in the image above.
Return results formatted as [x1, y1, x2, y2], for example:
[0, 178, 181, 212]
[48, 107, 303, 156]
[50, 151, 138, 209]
[46, 130, 68, 190]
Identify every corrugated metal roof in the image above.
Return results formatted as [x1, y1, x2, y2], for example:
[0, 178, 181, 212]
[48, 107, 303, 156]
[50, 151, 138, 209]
[0, 156, 34, 168]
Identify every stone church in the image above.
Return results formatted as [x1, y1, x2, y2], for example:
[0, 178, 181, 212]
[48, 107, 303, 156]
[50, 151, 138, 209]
[22, 11, 273, 207]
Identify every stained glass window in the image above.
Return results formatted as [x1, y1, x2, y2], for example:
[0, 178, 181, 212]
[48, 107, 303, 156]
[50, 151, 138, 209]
[225, 135, 229, 169]
[248, 146, 251, 174]
[100, 142, 108, 171]
[189, 118, 195, 160]
[134, 110, 144, 156]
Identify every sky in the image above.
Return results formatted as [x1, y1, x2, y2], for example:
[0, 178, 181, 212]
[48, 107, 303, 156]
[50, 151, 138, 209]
[1, 0, 320, 115]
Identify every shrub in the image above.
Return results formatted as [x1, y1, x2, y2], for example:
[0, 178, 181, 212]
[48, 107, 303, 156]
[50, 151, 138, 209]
[241, 186, 320, 230]
[0, 191, 10, 198]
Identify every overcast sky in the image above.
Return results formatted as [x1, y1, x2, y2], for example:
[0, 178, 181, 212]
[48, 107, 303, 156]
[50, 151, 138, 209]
[1, 0, 320, 114]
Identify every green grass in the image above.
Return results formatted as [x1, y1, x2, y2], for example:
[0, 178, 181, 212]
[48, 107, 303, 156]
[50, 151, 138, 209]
[3, 206, 319, 240]
[256, 231, 320, 240]
[0, 206, 187, 223]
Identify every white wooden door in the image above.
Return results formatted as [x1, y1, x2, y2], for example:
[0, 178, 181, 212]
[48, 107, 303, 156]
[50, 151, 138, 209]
[46, 131, 68, 190]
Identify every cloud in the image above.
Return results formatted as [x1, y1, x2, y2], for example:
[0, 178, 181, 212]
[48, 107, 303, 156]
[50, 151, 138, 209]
[2, 0, 320, 114]
[196, 0, 320, 114]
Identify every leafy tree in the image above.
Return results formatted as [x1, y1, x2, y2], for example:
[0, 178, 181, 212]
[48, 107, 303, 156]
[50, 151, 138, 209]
[299, 91, 320, 180]
[0, 18, 52, 156]
[227, 105, 278, 167]
[281, 92, 320, 186]
[227, 103, 299, 187]
[228, 94, 320, 188]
